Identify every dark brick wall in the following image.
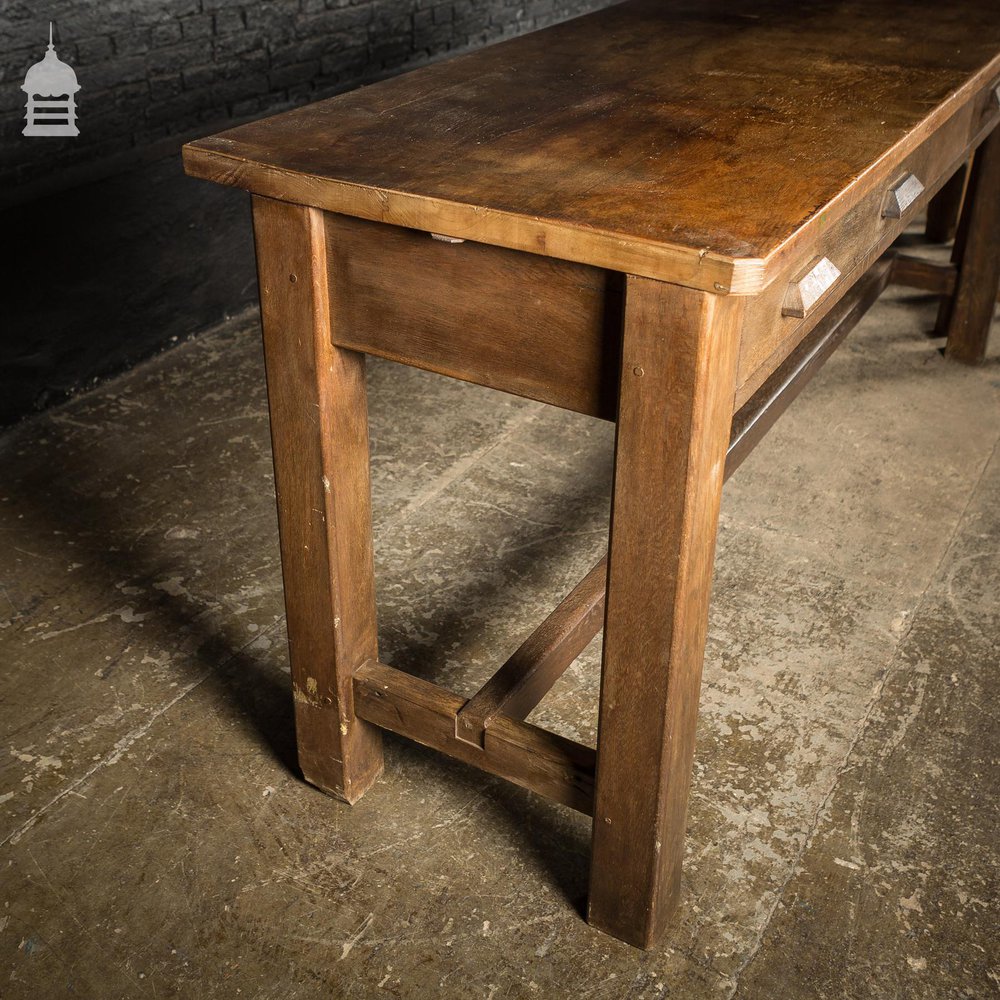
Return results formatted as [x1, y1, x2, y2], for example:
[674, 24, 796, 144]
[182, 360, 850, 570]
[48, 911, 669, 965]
[0, 0, 610, 425]
[2, 0, 608, 199]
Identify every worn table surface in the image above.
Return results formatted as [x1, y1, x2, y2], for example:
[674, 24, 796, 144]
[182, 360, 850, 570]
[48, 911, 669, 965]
[184, 0, 1000, 292]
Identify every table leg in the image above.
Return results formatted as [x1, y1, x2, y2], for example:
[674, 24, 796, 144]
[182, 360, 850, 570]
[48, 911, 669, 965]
[937, 126, 1000, 364]
[588, 277, 744, 948]
[924, 161, 967, 244]
[252, 195, 383, 803]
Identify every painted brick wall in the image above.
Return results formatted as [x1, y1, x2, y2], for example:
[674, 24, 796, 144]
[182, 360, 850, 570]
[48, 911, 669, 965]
[2, 0, 608, 197]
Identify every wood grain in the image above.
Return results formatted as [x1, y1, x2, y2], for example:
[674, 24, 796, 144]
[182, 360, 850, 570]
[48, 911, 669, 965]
[728, 256, 894, 477]
[198, 5, 1000, 952]
[456, 250, 896, 761]
[252, 195, 383, 803]
[890, 255, 957, 297]
[735, 104, 982, 405]
[588, 278, 744, 949]
[354, 660, 596, 814]
[925, 163, 968, 243]
[455, 556, 608, 746]
[326, 213, 622, 419]
[939, 126, 1000, 364]
[183, 0, 1000, 293]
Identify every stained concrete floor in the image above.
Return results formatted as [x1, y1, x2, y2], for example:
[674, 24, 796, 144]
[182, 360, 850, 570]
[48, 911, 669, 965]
[1, 245, 998, 999]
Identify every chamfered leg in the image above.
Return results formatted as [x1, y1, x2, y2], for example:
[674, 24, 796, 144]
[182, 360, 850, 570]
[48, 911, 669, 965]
[937, 126, 1000, 364]
[252, 195, 383, 803]
[588, 276, 744, 948]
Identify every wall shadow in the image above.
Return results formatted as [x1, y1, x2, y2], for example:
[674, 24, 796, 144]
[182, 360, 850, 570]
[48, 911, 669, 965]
[0, 156, 257, 425]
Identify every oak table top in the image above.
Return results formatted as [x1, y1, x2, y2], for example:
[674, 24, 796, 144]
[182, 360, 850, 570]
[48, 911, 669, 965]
[184, 0, 1000, 294]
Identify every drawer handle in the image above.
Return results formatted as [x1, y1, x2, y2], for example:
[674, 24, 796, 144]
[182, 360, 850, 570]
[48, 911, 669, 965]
[430, 232, 465, 244]
[782, 256, 841, 319]
[882, 172, 925, 219]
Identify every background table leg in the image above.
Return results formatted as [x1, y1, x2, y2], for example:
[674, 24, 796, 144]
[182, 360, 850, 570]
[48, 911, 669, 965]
[588, 277, 744, 948]
[252, 195, 383, 803]
[937, 127, 1000, 365]
[925, 160, 968, 244]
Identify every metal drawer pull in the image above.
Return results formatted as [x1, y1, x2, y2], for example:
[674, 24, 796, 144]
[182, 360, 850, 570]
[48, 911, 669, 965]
[882, 173, 925, 219]
[782, 256, 841, 319]
[430, 232, 465, 244]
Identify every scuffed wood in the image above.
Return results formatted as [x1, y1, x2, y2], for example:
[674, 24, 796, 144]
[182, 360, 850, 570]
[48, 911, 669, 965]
[252, 195, 383, 804]
[354, 661, 596, 815]
[455, 556, 609, 746]
[183, 0, 1000, 293]
[589, 279, 745, 949]
[326, 213, 622, 420]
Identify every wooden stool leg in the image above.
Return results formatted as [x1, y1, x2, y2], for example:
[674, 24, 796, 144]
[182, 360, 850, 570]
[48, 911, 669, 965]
[937, 127, 1000, 364]
[924, 161, 967, 244]
[252, 195, 383, 803]
[588, 277, 744, 948]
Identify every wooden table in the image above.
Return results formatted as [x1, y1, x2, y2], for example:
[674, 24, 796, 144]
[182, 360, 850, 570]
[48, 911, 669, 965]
[184, 0, 1000, 949]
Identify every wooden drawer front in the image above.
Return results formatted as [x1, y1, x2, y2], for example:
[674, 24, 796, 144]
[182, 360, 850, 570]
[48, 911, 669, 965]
[326, 214, 622, 419]
[735, 99, 982, 408]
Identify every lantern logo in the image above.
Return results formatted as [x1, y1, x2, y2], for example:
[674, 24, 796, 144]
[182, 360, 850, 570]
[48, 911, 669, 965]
[22, 23, 80, 137]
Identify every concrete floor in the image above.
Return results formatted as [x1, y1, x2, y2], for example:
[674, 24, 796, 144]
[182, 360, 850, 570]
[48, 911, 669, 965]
[1, 248, 998, 999]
